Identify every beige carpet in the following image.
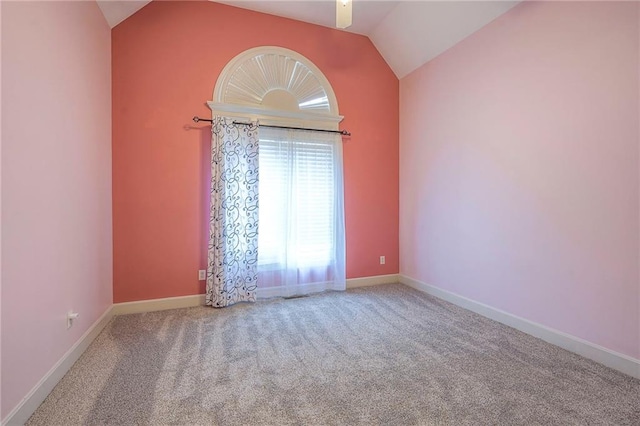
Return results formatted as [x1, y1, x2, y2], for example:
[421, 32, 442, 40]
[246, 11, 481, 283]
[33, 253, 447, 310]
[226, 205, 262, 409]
[28, 284, 639, 425]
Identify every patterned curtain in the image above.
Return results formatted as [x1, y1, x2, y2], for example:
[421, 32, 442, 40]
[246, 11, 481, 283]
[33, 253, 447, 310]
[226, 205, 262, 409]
[206, 117, 259, 307]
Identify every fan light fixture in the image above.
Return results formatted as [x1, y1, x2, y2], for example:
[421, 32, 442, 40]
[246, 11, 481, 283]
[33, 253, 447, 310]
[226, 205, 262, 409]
[336, 0, 352, 29]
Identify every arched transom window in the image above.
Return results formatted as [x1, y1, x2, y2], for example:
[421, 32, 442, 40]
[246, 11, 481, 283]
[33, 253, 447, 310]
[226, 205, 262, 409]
[209, 46, 342, 130]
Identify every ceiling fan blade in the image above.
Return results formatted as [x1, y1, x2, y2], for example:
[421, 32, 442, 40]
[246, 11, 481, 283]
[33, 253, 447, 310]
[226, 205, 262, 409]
[336, 0, 352, 29]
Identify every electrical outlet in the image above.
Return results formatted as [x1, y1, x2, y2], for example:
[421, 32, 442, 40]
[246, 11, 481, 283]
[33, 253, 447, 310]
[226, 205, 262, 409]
[380, 256, 385, 265]
[198, 270, 206, 280]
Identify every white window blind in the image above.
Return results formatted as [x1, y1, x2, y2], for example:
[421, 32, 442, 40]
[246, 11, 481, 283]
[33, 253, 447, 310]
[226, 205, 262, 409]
[258, 134, 335, 269]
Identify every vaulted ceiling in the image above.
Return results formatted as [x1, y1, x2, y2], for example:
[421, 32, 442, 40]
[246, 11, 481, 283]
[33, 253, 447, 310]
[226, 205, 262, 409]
[96, 0, 520, 78]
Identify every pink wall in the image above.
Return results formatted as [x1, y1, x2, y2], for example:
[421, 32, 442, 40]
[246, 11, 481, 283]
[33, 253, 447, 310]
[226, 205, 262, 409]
[112, 1, 399, 303]
[400, 1, 639, 359]
[1, 1, 112, 419]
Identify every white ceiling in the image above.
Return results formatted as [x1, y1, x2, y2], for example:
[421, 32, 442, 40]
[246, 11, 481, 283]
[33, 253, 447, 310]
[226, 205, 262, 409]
[96, 0, 151, 28]
[216, 1, 399, 36]
[96, 0, 520, 79]
[370, 1, 519, 77]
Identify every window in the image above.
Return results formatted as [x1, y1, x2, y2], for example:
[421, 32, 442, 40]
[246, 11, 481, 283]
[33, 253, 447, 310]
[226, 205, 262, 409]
[210, 46, 346, 296]
[258, 129, 336, 270]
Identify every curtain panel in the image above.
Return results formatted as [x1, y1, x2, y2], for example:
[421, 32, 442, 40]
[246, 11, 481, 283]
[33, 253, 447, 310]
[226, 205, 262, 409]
[206, 117, 259, 307]
[257, 127, 346, 297]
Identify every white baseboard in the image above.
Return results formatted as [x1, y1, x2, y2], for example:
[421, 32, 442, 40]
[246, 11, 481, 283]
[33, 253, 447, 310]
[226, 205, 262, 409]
[347, 273, 399, 288]
[2, 307, 114, 426]
[111, 294, 206, 315]
[399, 274, 640, 379]
[111, 274, 401, 315]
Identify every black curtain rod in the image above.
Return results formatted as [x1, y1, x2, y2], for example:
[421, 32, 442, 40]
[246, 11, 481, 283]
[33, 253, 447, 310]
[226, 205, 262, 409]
[192, 116, 351, 136]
